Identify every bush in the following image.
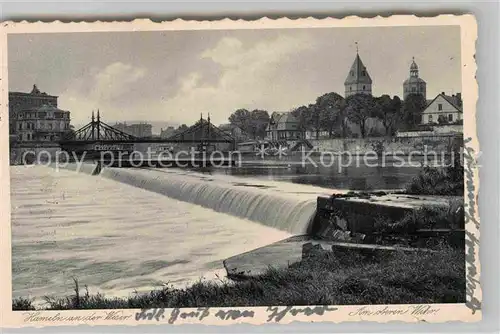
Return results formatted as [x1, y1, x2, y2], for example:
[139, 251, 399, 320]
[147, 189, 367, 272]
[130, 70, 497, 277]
[405, 152, 463, 197]
[12, 297, 35, 311]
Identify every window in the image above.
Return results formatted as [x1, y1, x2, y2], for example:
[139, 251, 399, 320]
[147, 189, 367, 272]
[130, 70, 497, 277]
[362, 70, 366, 76]
[350, 86, 352, 91]
[412, 87, 416, 92]
[362, 85, 366, 90]
[428, 115, 433, 123]
[448, 114, 453, 122]
[404, 87, 408, 92]
[18, 123, 22, 130]
[48, 123, 53, 130]
[438, 104, 443, 111]
[350, 71, 354, 76]
[38, 112, 47, 118]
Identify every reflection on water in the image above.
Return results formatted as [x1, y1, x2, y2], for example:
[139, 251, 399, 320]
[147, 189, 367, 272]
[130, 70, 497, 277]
[199, 163, 423, 191]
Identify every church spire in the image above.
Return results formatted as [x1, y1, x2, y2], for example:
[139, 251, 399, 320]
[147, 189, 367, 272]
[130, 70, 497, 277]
[403, 57, 426, 100]
[410, 57, 419, 77]
[344, 48, 372, 98]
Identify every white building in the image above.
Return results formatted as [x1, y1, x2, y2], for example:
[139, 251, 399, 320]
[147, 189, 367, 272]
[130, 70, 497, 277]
[421, 92, 463, 125]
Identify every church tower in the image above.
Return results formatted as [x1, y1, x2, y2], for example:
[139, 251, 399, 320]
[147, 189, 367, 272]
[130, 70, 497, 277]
[403, 57, 426, 100]
[344, 47, 372, 98]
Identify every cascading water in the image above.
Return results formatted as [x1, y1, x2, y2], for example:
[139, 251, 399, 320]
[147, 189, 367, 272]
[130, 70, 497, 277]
[98, 167, 320, 235]
[49, 162, 98, 175]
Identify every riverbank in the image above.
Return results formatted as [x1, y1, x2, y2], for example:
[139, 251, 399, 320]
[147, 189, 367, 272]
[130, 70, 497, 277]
[13, 243, 464, 310]
[11, 160, 465, 310]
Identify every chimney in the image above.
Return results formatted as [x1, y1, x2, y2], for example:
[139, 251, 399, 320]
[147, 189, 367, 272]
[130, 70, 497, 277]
[441, 92, 445, 95]
[456, 93, 462, 107]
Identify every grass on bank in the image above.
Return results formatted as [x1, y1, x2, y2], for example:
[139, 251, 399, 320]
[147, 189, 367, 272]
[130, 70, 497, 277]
[12, 153, 466, 311]
[374, 200, 465, 235]
[13, 244, 464, 310]
[405, 153, 464, 196]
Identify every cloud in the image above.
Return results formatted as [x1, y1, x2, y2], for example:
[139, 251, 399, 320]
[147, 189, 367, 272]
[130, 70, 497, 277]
[59, 62, 147, 126]
[92, 62, 146, 102]
[59, 34, 317, 128]
[161, 34, 315, 125]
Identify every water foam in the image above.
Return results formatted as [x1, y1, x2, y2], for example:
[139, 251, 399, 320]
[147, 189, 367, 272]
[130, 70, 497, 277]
[99, 167, 322, 234]
[48, 162, 98, 175]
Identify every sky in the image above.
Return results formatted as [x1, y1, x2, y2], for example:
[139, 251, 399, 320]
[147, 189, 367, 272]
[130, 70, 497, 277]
[8, 25, 461, 130]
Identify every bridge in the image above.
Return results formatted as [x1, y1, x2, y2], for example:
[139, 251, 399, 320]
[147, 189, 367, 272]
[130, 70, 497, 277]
[60, 110, 236, 154]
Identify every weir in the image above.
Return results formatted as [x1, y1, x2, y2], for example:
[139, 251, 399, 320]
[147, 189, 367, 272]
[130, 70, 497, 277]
[46, 163, 463, 281]
[52, 163, 323, 234]
[99, 167, 319, 234]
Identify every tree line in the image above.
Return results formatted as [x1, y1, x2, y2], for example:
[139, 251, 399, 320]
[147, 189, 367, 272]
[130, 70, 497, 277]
[225, 92, 428, 139]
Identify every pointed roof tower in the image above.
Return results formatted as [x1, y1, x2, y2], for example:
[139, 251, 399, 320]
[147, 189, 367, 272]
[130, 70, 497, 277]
[344, 44, 373, 97]
[344, 53, 372, 86]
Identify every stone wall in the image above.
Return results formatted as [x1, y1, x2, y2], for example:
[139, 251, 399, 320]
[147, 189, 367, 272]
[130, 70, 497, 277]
[312, 194, 465, 248]
[310, 135, 463, 155]
[10, 143, 62, 165]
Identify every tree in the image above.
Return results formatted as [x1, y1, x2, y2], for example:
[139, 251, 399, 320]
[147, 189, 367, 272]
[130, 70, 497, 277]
[174, 124, 188, 135]
[248, 109, 270, 139]
[345, 94, 378, 138]
[291, 105, 311, 131]
[375, 95, 402, 136]
[228, 108, 251, 132]
[228, 108, 269, 139]
[402, 94, 427, 130]
[315, 92, 346, 138]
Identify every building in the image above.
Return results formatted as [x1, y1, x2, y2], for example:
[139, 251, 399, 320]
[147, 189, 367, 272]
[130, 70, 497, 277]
[265, 112, 304, 141]
[403, 57, 427, 100]
[344, 51, 373, 97]
[9, 85, 71, 142]
[160, 126, 176, 139]
[218, 123, 249, 142]
[112, 122, 153, 138]
[421, 92, 463, 124]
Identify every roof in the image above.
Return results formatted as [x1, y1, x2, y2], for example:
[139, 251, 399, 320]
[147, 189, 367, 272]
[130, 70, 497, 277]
[423, 93, 463, 113]
[267, 112, 300, 131]
[344, 53, 372, 85]
[410, 59, 418, 71]
[441, 94, 463, 111]
[403, 76, 426, 85]
[9, 84, 58, 98]
[36, 104, 68, 113]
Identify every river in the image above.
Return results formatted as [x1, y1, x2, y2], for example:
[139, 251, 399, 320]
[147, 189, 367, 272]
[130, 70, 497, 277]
[11, 162, 422, 302]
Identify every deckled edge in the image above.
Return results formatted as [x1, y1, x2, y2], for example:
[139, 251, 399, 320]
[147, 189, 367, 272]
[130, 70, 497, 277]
[0, 14, 481, 328]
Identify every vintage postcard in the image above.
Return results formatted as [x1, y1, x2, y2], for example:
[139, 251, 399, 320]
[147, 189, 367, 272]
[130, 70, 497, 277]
[0, 15, 480, 328]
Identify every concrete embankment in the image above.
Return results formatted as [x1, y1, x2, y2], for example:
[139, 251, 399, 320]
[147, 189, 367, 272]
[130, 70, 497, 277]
[224, 192, 464, 279]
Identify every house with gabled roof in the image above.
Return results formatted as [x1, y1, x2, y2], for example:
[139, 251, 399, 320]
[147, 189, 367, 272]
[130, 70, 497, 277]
[265, 112, 304, 141]
[421, 92, 463, 125]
